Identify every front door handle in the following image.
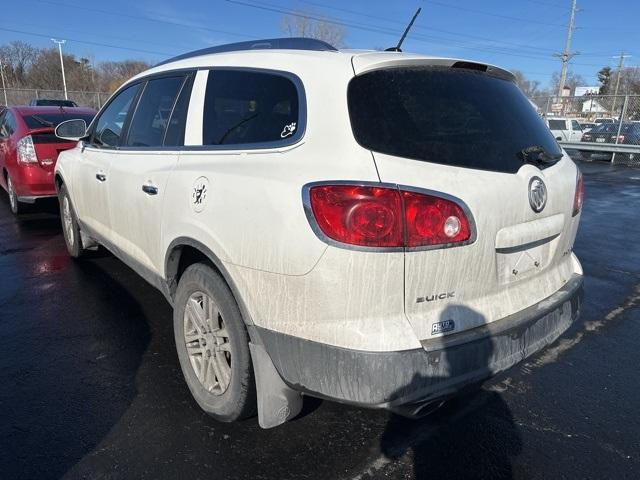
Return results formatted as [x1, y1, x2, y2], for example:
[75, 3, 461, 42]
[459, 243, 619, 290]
[142, 184, 158, 195]
[96, 173, 107, 182]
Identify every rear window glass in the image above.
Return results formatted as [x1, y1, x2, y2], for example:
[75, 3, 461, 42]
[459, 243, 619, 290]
[347, 67, 562, 174]
[202, 70, 299, 146]
[22, 113, 95, 129]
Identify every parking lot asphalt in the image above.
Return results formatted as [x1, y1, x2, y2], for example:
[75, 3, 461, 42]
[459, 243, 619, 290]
[1, 160, 639, 480]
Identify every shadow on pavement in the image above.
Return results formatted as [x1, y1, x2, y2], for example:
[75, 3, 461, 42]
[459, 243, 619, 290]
[379, 305, 522, 480]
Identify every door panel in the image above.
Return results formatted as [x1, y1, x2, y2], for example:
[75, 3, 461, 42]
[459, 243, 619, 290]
[74, 145, 112, 239]
[107, 150, 177, 273]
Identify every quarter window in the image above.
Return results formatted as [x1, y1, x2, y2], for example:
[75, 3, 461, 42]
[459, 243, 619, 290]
[125, 76, 186, 147]
[202, 70, 300, 146]
[92, 84, 140, 147]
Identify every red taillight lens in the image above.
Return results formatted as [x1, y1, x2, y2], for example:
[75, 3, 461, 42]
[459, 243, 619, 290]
[402, 191, 471, 247]
[573, 170, 584, 216]
[309, 185, 403, 247]
[307, 184, 472, 249]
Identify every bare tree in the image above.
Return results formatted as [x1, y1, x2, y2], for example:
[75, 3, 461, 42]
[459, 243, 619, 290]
[0, 41, 38, 87]
[97, 60, 151, 92]
[551, 70, 585, 96]
[281, 10, 346, 47]
[512, 70, 544, 98]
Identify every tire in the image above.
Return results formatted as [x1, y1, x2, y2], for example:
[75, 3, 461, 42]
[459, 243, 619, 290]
[6, 174, 22, 215]
[173, 263, 257, 422]
[58, 184, 85, 258]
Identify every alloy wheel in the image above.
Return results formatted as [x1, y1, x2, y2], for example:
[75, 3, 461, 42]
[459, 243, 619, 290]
[62, 196, 75, 248]
[183, 291, 232, 395]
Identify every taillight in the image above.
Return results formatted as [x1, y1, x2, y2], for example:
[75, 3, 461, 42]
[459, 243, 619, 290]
[616, 135, 626, 143]
[582, 134, 591, 141]
[306, 184, 473, 249]
[572, 169, 584, 217]
[17, 135, 38, 165]
[402, 191, 471, 247]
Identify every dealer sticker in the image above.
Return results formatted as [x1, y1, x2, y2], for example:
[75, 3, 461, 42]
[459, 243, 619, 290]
[431, 319, 455, 335]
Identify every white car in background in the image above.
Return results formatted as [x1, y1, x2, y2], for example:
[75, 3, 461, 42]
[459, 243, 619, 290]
[53, 38, 584, 429]
[546, 117, 584, 141]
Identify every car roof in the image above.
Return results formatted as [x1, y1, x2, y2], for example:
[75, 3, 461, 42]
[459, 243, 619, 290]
[12, 105, 96, 115]
[129, 37, 514, 85]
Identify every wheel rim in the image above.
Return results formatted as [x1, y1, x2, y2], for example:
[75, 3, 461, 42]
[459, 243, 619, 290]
[62, 196, 75, 248]
[183, 291, 232, 395]
[7, 177, 16, 211]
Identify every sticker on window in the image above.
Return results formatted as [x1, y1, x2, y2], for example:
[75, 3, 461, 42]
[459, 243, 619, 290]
[281, 122, 296, 138]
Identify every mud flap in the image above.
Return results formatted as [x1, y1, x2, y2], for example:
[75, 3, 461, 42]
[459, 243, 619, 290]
[249, 342, 303, 429]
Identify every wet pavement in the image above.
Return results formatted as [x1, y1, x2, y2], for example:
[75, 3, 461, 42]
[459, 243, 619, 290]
[1, 160, 639, 480]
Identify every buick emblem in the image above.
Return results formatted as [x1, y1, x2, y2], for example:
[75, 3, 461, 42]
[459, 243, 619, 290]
[528, 176, 547, 213]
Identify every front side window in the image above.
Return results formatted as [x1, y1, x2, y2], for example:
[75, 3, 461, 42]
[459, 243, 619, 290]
[125, 76, 186, 147]
[202, 70, 300, 147]
[92, 84, 140, 147]
[571, 120, 581, 130]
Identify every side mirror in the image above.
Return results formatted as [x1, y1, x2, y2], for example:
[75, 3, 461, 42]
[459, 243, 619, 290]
[55, 119, 87, 141]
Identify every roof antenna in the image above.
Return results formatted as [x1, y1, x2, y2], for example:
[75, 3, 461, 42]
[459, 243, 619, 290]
[386, 7, 421, 52]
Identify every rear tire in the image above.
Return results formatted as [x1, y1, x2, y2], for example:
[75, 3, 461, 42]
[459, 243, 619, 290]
[173, 263, 257, 422]
[6, 175, 21, 215]
[58, 184, 85, 258]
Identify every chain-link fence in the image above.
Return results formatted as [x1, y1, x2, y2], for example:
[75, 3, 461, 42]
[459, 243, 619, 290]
[0, 88, 111, 110]
[530, 94, 640, 166]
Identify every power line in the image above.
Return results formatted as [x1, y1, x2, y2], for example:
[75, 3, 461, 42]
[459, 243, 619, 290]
[420, 0, 568, 27]
[289, 0, 561, 55]
[0, 26, 174, 57]
[227, 0, 616, 67]
[31, 0, 255, 40]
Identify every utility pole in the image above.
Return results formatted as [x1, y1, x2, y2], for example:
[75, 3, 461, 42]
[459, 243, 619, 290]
[554, 0, 579, 99]
[51, 38, 68, 100]
[0, 58, 7, 106]
[611, 52, 630, 114]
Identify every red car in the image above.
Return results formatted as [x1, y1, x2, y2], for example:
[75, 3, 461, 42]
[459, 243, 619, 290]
[0, 105, 96, 214]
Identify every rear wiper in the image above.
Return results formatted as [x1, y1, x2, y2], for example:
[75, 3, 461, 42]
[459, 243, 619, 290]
[30, 115, 54, 127]
[518, 145, 563, 165]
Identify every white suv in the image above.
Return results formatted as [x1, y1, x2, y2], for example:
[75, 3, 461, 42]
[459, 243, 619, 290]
[54, 38, 584, 428]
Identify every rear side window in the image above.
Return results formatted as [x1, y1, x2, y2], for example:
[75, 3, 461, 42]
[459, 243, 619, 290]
[348, 67, 562, 174]
[548, 120, 566, 130]
[164, 75, 193, 147]
[202, 70, 300, 147]
[125, 76, 186, 147]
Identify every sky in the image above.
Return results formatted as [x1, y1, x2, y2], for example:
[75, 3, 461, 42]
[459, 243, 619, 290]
[0, 0, 638, 90]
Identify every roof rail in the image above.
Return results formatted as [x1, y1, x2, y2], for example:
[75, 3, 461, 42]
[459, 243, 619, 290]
[155, 37, 338, 66]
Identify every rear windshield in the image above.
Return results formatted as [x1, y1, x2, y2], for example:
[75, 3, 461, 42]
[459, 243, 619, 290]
[22, 113, 95, 130]
[34, 99, 78, 107]
[347, 67, 562, 174]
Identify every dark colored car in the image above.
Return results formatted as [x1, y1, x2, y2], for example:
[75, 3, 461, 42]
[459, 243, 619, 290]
[0, 106, 96, 214]
[580, 122, 640, 161]
[29, 98, 78, 107]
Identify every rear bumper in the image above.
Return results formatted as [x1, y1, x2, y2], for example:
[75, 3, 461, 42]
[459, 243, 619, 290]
[257, 273, 583, 411]
[9, 165, 57, 198]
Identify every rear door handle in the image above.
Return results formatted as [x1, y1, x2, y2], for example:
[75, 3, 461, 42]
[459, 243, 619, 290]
[96, 173, 107, 182]
[142, 184, 158, 195]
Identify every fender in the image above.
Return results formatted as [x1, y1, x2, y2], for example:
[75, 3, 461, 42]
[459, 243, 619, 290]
[165, 236, 303, 428]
